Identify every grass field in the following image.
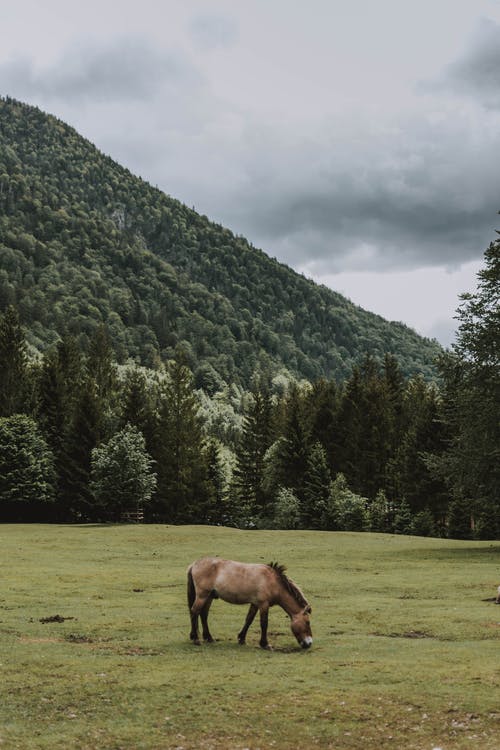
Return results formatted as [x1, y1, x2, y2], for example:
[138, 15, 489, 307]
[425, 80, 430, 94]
[0, 524, 499, 750]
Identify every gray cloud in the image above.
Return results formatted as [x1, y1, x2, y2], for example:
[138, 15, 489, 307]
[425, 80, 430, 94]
[1, 28, 497, 280]
[425, 19, 500, 109]
[211, 115, 500, 273]
[0, 36, 201, 103]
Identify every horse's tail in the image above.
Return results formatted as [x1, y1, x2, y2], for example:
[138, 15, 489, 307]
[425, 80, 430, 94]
[187, 565, 196, 611]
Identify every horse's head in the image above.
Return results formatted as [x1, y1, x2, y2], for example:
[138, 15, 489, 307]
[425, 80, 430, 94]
[290, 605, 313, 649]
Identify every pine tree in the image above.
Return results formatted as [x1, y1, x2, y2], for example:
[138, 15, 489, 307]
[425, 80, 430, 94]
[203, 440, 228, 525]
[335, 359, 394, 498]
[0, 306, 29, 417]
[474, 499, 500, 541]
[61, 377, 103, 520]
[302, 442, 331, 528]
[277, 384, 310, 499]
[153, 355, 207, 522]
[433, 241, 499, 530]
[368, 489, 390, 533]
[392, 378, 449, 526]
[232, 382, 273, 519]
[87, 324, 117, 436]
[0, 414, 55, 521]
[119, 368, 157, 453]
[447, 496, 473, 540]
[37, 337, 84, 519]
[307, 378, 338, 470]
[393, 498, 413, 535]
[410, 508, 436, 537]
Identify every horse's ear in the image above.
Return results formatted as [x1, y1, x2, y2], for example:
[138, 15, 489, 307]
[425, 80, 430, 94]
[304, 605, 312, 614]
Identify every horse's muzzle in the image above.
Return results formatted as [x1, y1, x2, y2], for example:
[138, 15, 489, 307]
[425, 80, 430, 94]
[301, 637, 313, 649]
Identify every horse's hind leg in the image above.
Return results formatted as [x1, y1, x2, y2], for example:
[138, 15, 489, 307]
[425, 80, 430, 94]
[238, 604, 258, 645]
[200, 596, 215, 642]
[188, 568, 201, 644]
[190, 607, 200, 645]
[190, 594, 211, 645]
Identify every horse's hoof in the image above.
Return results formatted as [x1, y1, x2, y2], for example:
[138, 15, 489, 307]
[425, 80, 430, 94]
[204, 637, 214, 643]
[192, 639, 201, 646]
[260, 643, 272, 651]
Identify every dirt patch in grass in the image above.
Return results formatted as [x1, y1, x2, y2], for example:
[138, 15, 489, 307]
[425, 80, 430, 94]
[372, 630, 435, 639]
[39, 614, 76, 624]
[65, 633, 94, 643]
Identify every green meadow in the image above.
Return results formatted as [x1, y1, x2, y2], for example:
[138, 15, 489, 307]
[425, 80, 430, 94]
[1, 525, 498, 750]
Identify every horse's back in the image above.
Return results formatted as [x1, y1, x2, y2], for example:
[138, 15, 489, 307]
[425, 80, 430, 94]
[189, 557, 273, 606]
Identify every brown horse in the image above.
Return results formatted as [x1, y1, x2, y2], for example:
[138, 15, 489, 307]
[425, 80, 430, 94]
[187, 557, 313, 649]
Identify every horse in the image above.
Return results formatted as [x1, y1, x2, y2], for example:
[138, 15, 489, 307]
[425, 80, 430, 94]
[187, 557, 313, 650]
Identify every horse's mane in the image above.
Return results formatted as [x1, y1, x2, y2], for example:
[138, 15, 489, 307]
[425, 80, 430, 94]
[268, 561, 309, 608]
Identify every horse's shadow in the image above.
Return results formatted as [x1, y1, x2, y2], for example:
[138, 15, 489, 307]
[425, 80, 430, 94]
[184, 638, 309, 654]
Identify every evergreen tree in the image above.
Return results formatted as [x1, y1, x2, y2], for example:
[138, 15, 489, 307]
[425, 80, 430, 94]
[447, 496, 473, 540]
[153, 355, 207, 522]
[203, 440, 229, 525]
[0, 306, 29, 417]
[474, 499, 500, 541]
[87, 324, 117, 437]
[393, 498, 413, 535]
[232, 382, 273, 519]
[335, 358, 394, 498]
[432, 242, 499, 533]
[119, 367, 157, 453]
[368, 489, 391, 533]
[302, 442, 331, 528]
[306, 378, 338, 470]
[61, 377, 103, 520]
[334, 367, 362, 482]
[383, 353, 406, 457]
[410, 508, 436, 537]
[391, 378, 448, 526]
[0, 414, 55, 521]
[277, 384, 311, 499]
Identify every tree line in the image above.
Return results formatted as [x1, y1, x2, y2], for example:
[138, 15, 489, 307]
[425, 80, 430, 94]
[0, 242, 498, 538]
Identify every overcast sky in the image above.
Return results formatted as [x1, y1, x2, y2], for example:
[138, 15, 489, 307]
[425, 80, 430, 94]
[2, 0, 500, 346]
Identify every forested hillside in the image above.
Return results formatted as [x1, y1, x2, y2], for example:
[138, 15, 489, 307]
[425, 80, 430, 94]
[0, 97, 441, 386]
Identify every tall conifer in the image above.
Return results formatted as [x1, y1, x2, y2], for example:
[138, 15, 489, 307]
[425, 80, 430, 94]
[0, 306, 29, 416]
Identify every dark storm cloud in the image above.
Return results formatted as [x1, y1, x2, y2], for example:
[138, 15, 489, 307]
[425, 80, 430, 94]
[0, 37, 200, 103]
[220, 116, 500, 273]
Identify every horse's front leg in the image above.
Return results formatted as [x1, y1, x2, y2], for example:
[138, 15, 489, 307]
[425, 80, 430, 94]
[238, 604, 258, 645]
[259, 606, 271, 650]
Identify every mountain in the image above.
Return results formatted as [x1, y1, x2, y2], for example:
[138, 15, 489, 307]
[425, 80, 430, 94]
[0, 97, 441, 386]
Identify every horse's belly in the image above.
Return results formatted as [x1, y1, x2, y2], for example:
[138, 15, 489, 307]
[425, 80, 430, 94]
[221, 592, 258, 605]
[213, 567, 266, 606]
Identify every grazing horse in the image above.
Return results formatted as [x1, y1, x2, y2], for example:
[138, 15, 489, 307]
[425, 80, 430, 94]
[187, 557, 313, 650]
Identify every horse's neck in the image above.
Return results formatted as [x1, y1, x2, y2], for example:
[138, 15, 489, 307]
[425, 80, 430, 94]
[276, 587, 303, 617]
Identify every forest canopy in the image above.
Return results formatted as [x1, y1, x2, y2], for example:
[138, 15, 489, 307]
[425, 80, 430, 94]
[0, 97, 441, 387]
